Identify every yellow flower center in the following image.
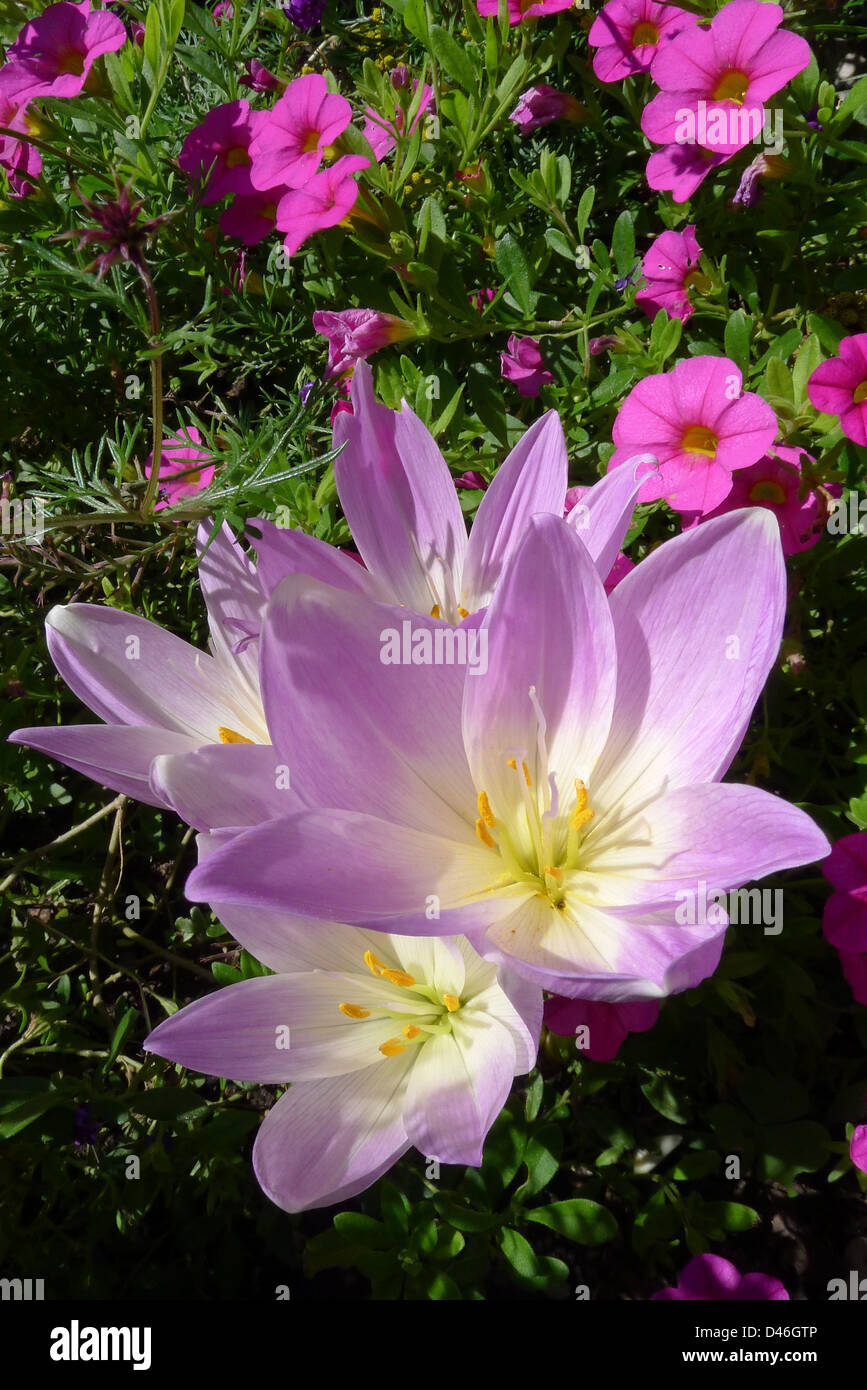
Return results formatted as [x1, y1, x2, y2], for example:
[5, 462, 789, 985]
[749, 479, 787, 505]
[58, 48, 85, 76]
[712, 70, 749, 105]
[681, 425, 719, 458]
[683, 269, 713, 294]
[853, 380, 867, 405]
[225, 146, 251, 168]
[338, 949, 462, 1058]
[217, 726, 254, 744]
[631, 21, 659, 46]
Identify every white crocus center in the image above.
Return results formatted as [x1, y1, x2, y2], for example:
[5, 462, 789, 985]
[338, 949, 462, 1059]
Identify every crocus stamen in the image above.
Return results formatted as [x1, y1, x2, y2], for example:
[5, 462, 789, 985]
[681, 425, 719, 458]
[854, 381, 867, 404]
[478, 790, 496, 827]
[571, 779, 595, 832]
[402, 1024, 421, 1038]
[631, 21, 659, 45]
[713, 70, 749, 105]
[364, 949, 389, 977]
[430, 604, 441, 619]
[218, 726, 254, 744]
[379, 1038, 407, 1057]
[339, 1003, 371, 1019]
[380, 967, 416, 987]
[476, 817, 496, 848]
[458, 607, 470, 619]
[442, 994, 460, 1012]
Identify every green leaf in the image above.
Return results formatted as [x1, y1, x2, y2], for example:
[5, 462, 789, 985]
[611, 210, 635, 278]
[702, 1200, 760, 1233]
[211, 961, 243, 986]
[103, 1006, 138, 1071]
[576, 186, 595, 243]
[498, 1227, 569, 1289]
[495, 54, 528, 107]
[765, 355, 794, 404]
[641, 1074, 691, 1124]
[527, 1199, 618, 1245]
[792, 333, 823, 408]
[494, 233, 532, 315]
[429, 25, 476, 91]
[832, 73, 867, 130]
[517, 1124, 562, 1200]
[333, 1212, 391, 1248]
[130, 1087, 205, 1120]
[0, 1092, 65, 1139]
[724, 309, 752, 376]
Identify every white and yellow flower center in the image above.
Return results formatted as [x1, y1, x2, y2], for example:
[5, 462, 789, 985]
[338, 949, 463, 1059]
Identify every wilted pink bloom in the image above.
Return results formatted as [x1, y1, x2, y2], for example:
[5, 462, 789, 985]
[807, 333, 867, 447]
[645, 143, 730, 204]
[652, 1254, 789, 1301]
[588, 335, 619, 356]
[213, 1, 233, 19]
[852, 1125, 867, 1174]
[608, 356, 778, 514]
[249, 73, 352, 191]
[455, 471, 488, 491]
[501, 335, 553, 398]
[476, 0, 573, 25]
[822, 832, 867, 1006]
[362, 76, 435, 161]
[509, 84, 586, 132]
[681, 445, 839, 556]
[220, 188, 286, 245]
[6, 0, 126, 100]
[312, 307, 415, 379]
[470, 287, 496, 312]
[179, 100, 269, 204]
[239, 59, 281, 93]
[545, 995, 659, 1060]
[275, 154, 369, 257]
[589, 0, 696, 84]
[642, 0, 810, 156]
[146, 427, 215, 510]
[635, 225, 708, 325]
[0, 66, 42, 198]
[731, 151, 790, 207]
[390, 64, 410, 89]
[130, 20, 145, 45]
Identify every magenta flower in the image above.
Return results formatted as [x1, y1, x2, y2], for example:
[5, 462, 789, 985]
[274, 153, 368, 257]
[589, 0, 697, 84]
[249, 73, 352, 191]
[564, 484, 638, 592]
[732, 151, 790, 208]
[6, 0, 126, 100]
[501, 335, 553, 398]
[608, 356, 778, 514]
[285, 0, 328, 29]
[807, 333, 867, 447]
[455, 471, 488, 492]
[145, 427, 216, 510]
[645, 143, 730, 204]
[470, 286, 496, 312]
[652, 1254, 789, 1301]
[144, 923, 541, 1211]
[362, 77, 435, 162]
[545, 995, 659, 1060]
[312, 308, 415, 378]
[642, 0, 810, 157]
[680, 445, 839, 556]
[476, 0, 574, 26]
[602, 551, 635, 592]
[178, 100, 269, 205]
[0, 65, 42, 198]
[220, 188, 286, 246]
[239, 59, 281, 93]
[635, 225, 709, 326]
[177, 508, 828, 1000]
[508, 84, 586, 132]
[822, 832, 867, 1007]
[851, 1125, 867, 1174]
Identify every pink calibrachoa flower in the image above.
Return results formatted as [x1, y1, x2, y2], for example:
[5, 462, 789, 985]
[144, 921, 541, 1211]
[239, 59, 281, 93]
[588, 0, 697, 84]
[564, 484, 638, 592]
[476, 0, 573, 26]
[822, 831, 867, 1007]
[509, 84, 587, 132]
[177, 508, 829, 1000]
[851, 1125, 867, 1173]
[652, 1254, 789, 1301]
[501, 335, 553, 398]
[645, 143, 730, 204]
[6, 0, 126, 101]
[178, 101, 269, 205]
[680, 445, 839, 556]
[608, 356, 778, 515]
[249, 73, 352, 191]
[362, 77, 435, 162]
[220, 188, 287, 246]
[642, 0, 810, 157]
[807, 333, 867, 447]
[145, 427, 215, 510]
[274, 154, 369, 257]
[0, 65, 42, 198]
[312, 308, 415, 378]
[635, 225, 710, 326]
[544, 994, 659, 1060]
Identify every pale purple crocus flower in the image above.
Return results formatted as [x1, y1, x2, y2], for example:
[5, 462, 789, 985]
[144, 912, 541, 1211]
[652, 1253, 789, 1301]
[8, 523, 270, 807]
[174, 508, 829, 1000]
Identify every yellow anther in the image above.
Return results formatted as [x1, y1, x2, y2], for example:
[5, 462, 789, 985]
[522, 760, 531, 786]
[402, 1024, 421, 1039]
[477, 790, 496, 827]
[381, 968, 416, 988]
[458, 606, 469, 618]
[507, 756, 517, 769]
[430, 603, 441, 619]
[364, 950, 389, 977]
[379, 1038, 407, 1057]
[476, 817, 496, 849]
[218, 726, 254, 744]
[339, 1003, 371, 1019]
[574, 779, 588, 810]
[571, 779, 595, 831]
[545, 865, 563, 880]
[442, 993, 460, 1012]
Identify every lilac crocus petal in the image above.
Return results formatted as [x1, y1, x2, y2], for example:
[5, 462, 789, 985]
[252, 1065, 413, 1213]
[150, 744, 300, 831]
[197, 521, 263, 692]
[247, 517, 386, 601]
[592, 508, 786, 808]
[403, 1016, 517, 1165]
[332, 362, 468, 616]
[565, 454, 657, 581]
[460, 411, 568, 611]
[8, 724, 201, 805]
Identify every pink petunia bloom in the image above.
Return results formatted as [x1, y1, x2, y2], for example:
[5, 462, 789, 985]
[544, 994, 659, 1061]
[501, 335, 553, 398]
[602, 551, 635, 592]
[455, 471, 488, 492]
[249, 73, 352, 191]
[680, 445, 840, 556]
[362, 76, 435, 162]
[239, 59, 281, 93]
[220, 187, 287, 245]
[822, 832, 867, 1006]
[852, 1125, 867, 1174]
[565, 485, 636, 592]
[6, 0, 126, 100]
[635, 225, 709, 326]
[0, 65, 42, 198]
[642, 0, 810, 157]
[652, 1254, 789, 1301]
[589, 0, 697, 84]
[179, 100, 270, 205]
[509, 83, 587, 132]
[312, 307, 415, 379]
[274, 153, 369, 257]
[145, 427, 215, 510]
[608, 356, 778, 514]
[807, 334, 867, 447]
[476, 0, 573, 26]
[645, 142, 730, 204]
